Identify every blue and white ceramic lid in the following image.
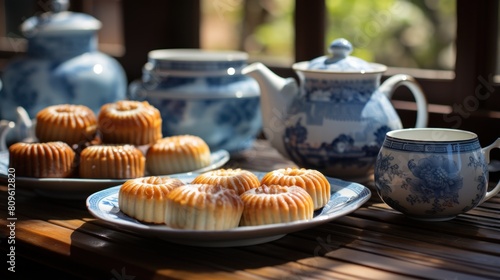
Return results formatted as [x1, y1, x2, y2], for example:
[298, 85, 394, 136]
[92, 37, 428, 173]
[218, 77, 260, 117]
[21, 0, 101, 36]
[145, 49, 249, 75]
[300, 38, 386, 73]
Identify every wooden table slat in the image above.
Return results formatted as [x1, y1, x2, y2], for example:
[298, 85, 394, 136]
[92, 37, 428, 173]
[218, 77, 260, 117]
[1, 140, 500, 279]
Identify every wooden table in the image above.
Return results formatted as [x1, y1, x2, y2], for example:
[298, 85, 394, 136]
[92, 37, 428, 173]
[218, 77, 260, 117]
[1, 140, 500, 279]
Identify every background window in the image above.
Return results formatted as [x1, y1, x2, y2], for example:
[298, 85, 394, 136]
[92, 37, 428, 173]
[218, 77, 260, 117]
[0, 0, 124, 66]
[201, 0, 456, 71]
[201, 0, 294, 66]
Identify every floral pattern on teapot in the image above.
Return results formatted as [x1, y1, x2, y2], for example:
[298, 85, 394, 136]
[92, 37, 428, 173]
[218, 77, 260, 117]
[280, 71, 414, 181]
[243, 38, 428, 182]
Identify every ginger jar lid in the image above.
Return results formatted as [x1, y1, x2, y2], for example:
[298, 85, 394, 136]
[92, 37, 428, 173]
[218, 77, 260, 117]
[21, 0, 101, 37]
[302, 38, 386, 73]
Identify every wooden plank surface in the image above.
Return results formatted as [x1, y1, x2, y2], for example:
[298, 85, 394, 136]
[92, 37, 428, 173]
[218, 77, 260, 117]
[1, 140, 500, 279]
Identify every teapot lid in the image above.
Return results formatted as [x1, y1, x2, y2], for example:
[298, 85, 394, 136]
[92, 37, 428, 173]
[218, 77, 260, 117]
[306, 38, 383, 72]
[21, 0, 101, 36]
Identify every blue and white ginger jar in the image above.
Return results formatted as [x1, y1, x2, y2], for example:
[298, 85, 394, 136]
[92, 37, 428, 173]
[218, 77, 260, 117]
[0, 0, 127, 121]
[129, 49, 261, 154]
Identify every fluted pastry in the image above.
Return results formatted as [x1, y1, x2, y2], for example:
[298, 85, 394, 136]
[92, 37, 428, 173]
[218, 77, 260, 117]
[79, 144, 145, 179]
[146, 135, 211, 175]
[119, 176, 185, 224]
[35, 104, 97, 145]
[165, 184, 244, 230]
[239, 184, 314, 226]
[260, 167, 331, 210]
[97, 100, 162, 145]
[192, 168, 260, 195]
[8, 141, 76, 178]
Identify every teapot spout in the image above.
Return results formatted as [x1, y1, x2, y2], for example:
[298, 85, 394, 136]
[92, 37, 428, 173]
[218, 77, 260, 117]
[242, 62, 299, 158]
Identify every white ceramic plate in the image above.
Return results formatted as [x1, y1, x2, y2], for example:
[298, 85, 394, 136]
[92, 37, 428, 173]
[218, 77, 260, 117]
[86, 172, 371, 247]
[0, 150, 229, 200]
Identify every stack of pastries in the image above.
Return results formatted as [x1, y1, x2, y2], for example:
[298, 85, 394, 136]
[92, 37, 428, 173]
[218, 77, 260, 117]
[8, 101, 212, 179]
[118, 167, 331, 229]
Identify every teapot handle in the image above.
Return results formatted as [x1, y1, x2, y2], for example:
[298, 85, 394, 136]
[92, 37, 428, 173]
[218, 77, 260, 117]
[0, 107, 36, 151]
[480, 138, 500, 203]
[379, 74, 428, 128]
[0, 120, 15, 151]
[128, 80, 146, 100]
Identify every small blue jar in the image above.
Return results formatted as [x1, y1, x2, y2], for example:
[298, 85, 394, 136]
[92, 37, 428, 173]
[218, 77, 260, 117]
[0, 0, 127, 120]
[129, 49, 261, 154]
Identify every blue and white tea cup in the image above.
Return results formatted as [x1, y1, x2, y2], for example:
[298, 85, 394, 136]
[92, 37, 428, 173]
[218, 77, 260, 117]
[374, 128, 500, 221]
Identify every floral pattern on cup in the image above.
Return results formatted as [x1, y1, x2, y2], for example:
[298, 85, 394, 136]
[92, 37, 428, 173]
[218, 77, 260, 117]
[374, 128, 500, 221]
[375, 153, 487, 216]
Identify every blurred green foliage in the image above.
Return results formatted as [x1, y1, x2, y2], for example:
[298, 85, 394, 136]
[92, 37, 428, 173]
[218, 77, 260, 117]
[324, 0, 456, 69]
[203, 0, 456, 70]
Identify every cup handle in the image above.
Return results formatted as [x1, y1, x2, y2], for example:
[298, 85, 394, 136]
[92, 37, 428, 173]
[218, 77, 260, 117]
[379, 74, 429, 128]
[481, 138, 500, 203]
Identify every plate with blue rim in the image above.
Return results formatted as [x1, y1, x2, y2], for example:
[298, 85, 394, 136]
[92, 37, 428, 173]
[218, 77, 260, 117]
[86, 171, 371, 247]
[0, 150, 229, 200]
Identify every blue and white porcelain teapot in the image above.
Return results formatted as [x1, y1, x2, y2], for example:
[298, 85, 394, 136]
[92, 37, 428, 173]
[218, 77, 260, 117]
[0, 0, 127, 121]
[243, 38, 429, 182]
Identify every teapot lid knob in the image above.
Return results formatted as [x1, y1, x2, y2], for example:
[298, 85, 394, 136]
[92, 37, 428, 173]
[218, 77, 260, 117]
[328, 38, 353, 59]
[21, 0, 101, 36]
[305, 38, 383, 72]
[51, 0, 69, 13]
